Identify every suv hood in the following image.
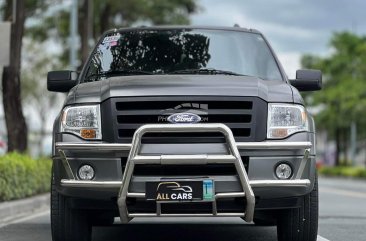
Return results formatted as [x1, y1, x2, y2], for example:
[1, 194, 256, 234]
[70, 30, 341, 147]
[65, 75, 296, 105]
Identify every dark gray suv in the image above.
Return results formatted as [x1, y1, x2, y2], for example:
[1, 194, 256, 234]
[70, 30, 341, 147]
[48, 26, 322, 241]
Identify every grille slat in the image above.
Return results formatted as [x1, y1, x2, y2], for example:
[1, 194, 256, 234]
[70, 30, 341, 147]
[116, 100, 253, 111]
[117, 115, 252, 124]
[117, 123, 149, 129]
[115, 109, 253, 115]
[101, 97, 267, 143]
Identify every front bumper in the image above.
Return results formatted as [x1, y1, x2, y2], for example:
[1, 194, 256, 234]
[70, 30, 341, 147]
[54, 124, 313, 223]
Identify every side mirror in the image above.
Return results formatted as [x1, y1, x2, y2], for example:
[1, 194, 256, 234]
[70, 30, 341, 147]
[47, 70, 78, 92]
[289, 69, 322, 91]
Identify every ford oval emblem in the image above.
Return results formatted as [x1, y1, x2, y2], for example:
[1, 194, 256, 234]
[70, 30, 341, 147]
[167, 113, 201, 124]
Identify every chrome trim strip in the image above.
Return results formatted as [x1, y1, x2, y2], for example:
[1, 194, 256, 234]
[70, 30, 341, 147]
[60, 179, 311, 189]
[296, 149, 310, 179]
[215, 192, 245, 198]
[58, 150, 75, 179]
[55, 141, 312, 151]
[128, 213, 245, 218]
[128, 192, 145, 198]
[131, 154, 237, 165]
[250, 179, 311, 187]
[56, 143, 132, 151]
[236, 141, 312, 149]
[61, 180, 122, 188]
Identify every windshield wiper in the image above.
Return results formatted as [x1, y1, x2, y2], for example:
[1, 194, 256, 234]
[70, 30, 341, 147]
[86, 69, 153, 81]
[168, 68, 244, 76]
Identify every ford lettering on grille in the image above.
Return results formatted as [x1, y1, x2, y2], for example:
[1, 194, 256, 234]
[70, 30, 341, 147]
[167, 113, 201, 124]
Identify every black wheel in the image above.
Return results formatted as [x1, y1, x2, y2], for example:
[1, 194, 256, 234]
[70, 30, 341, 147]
[276, 173, 319, 241]
[51, 170, 92, 241]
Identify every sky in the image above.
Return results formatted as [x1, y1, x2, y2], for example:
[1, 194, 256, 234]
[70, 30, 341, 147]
[191, 0, 366, 78]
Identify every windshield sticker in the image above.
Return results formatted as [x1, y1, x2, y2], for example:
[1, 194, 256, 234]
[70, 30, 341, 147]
[102, 34, 121, 45]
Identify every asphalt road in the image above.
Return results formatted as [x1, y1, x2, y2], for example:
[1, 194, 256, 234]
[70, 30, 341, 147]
[1, 177, 366, 241]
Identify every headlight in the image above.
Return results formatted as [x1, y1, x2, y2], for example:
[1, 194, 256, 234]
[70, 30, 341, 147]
[61, 105, 102, 139]
[267, 103, 308, 139]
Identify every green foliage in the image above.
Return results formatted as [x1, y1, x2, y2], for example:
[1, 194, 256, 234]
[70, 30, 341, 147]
[0, 153, 52, 201]
[302, 32, 366, 131]
[24, 0, 200, 66]
[92, 0, 199, 31]
[319, 166, 366, 178]
[301, 32, 366, 163]
[1, 0, 54, 21]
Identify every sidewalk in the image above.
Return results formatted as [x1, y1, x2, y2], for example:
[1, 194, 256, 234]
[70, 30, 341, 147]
[0, 193, 49, 226]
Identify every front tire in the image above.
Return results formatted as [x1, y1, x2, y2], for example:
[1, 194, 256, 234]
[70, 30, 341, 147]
[51, 171, 92, 241]
[276, 173, 319, 241]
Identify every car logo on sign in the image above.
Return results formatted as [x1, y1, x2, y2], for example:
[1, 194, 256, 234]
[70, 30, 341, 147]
[167, 113, 201, 124]
[155, 182, 193, 201]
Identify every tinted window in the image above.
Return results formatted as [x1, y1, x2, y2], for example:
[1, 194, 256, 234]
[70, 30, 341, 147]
[85, 29, 282, 82]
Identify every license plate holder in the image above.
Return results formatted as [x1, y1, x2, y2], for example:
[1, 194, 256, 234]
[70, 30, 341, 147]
[145, 179, 214, 202]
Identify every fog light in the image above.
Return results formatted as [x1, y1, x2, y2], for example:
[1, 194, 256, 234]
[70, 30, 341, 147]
[275, 163, 292, 179]
[78, 165, 95, 180]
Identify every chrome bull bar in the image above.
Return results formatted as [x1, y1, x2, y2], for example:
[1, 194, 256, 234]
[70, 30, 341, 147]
[55, 124, 313, 223]
[117, 124, 255, 223]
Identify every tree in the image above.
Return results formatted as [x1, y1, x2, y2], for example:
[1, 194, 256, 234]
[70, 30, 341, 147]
[1, 0, 28, 152]
[21, 40, 64, 156]
[0, 0, 199, 154]
[301, 32, 366, 165]
[26, 0, 200, 67]
[0, 0, 56, 153]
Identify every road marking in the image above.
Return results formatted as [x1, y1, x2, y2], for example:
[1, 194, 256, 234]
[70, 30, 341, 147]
[0, 209, 50, 229]
[321, 187, 366, 199]
[318, 235, 331, 241]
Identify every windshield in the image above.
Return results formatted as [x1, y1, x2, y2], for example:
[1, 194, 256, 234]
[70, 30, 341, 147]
[84, 29, 283, 82]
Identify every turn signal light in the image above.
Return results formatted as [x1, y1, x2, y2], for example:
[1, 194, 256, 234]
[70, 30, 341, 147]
[80, 129, 97, 139]
[269, 128, 288, 138]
